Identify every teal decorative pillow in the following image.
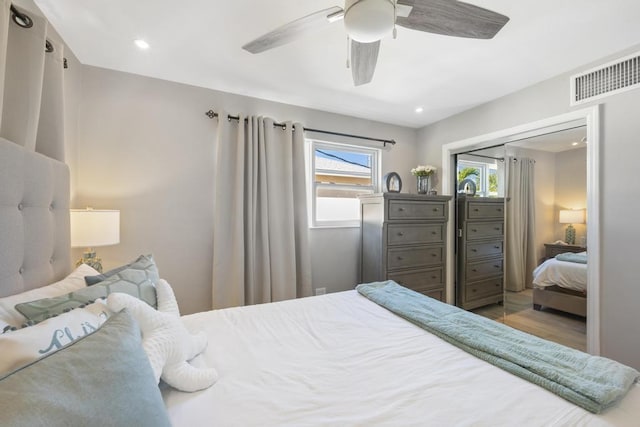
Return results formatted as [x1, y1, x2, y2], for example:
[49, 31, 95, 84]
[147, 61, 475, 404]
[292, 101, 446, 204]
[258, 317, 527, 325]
[84, 254, 151, 286]
[0, 310, 172, 427]
[15, 256, 159, 324]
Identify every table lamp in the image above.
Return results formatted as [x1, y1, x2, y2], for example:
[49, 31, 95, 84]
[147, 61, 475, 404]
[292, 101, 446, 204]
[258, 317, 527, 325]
[559, 209, 585, 245]
[70, 208, 120, 272]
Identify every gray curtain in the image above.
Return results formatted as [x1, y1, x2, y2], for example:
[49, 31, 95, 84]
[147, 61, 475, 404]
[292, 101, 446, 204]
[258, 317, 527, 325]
[0, 1, 65, 161]
[505, 157, 537, 291]
[212, 111, 312, 309]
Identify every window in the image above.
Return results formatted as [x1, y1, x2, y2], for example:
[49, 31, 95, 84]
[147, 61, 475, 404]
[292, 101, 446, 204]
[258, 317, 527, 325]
[308, 140, 380, 227]
[457, 160, 498, 197]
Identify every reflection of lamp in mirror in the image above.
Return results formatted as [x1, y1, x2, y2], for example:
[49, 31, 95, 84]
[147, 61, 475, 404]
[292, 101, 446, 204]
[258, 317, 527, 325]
[70, 208, 120, 273]
[559, 209, 585, 245]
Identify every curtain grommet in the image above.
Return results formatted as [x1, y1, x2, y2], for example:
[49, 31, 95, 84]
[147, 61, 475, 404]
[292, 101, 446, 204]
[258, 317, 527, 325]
[10, 6, 33, 29]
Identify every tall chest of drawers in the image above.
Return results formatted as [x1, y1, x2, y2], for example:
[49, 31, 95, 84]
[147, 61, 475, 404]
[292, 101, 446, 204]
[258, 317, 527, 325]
[359, 194, 452, 302]
[456, 196, 505, 310]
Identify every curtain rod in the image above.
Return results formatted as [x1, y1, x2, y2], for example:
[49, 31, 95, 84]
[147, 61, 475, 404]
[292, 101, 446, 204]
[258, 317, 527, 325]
[204, 109, 396, 147]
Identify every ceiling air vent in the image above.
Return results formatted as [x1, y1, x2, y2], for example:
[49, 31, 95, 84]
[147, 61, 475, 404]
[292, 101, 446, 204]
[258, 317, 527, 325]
[570, 51, 640, 106]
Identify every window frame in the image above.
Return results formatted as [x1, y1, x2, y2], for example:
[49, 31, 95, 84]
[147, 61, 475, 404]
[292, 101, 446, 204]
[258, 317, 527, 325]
[457, 159, 498, 197]
[307, 139, 381, 228]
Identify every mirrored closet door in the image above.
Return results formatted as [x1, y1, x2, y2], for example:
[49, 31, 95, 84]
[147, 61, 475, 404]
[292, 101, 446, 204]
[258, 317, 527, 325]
[454, 127, 588, 351]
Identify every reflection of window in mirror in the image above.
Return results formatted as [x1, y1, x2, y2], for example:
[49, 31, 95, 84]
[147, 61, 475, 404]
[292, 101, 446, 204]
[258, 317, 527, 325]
[457, 160, 500, 197]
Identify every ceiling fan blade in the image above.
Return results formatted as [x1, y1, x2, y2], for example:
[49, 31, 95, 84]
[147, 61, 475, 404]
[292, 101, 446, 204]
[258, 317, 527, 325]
[242, 6, 344, 54]
[351, 39, 380, 86]
[396, 0, 509, 39]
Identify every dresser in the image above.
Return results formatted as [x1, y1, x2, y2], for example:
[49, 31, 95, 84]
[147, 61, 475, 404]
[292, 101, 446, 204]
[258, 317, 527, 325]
[456, 196, 504, 310]
[359, 194, 452, 302]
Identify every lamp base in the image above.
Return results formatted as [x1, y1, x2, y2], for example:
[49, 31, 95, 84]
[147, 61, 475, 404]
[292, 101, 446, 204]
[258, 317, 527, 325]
[75, 249, 103, 273]
[564, 224, 576, 245]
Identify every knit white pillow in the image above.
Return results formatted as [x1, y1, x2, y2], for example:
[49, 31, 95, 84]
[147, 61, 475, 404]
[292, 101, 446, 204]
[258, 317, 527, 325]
[107, 279, 218, 392]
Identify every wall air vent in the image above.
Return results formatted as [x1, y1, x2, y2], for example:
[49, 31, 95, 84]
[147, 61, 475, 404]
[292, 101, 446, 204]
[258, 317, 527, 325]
[570, 51, 640, 106]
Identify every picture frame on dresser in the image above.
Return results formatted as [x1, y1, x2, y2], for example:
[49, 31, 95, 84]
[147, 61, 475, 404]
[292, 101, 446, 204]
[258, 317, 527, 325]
[359, 193, 452, 302]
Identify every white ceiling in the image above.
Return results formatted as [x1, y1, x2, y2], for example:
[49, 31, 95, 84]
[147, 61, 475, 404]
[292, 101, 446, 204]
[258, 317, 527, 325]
[34, 0, 640, 128]
[509, 127, 587, 153]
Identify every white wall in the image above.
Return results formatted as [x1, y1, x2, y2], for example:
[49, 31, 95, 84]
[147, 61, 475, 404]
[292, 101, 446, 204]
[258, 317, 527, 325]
[73, 66, 419, 314]
[417, 44, 640, 369]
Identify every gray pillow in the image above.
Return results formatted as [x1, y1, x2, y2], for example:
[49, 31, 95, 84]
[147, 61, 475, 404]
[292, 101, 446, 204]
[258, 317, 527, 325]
[15, 257, 159, 324]
[0, 310, 172, 427]
[84, 254, 149, 286]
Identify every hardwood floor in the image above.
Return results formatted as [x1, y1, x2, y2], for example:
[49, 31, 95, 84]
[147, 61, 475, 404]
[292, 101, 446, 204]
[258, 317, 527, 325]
[471, 289, 586, 351]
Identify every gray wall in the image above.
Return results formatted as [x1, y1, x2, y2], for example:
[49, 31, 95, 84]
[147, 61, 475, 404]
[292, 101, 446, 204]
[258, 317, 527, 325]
[417, 45, 640, 369]
[73, 66, 419, 315]
[554, 148, 587, 243]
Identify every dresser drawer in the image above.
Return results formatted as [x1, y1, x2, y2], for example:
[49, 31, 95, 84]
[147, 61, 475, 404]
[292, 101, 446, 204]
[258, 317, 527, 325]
[466, 277, 503, 302]
[388, 267, 443, 289]
[387, 246, 443, 270]
[466, 222, 503, 240]
[467, 202, 504, 219]
[466, 258, 503, 281]
[466, 240, 503, 260]
[388, 201, 446, 221]
[387, 224, 444, 246]
[419, 287, 444, 302]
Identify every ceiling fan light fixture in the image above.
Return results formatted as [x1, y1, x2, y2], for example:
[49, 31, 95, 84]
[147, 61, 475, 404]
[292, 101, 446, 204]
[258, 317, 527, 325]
[344, 0, 395, 43]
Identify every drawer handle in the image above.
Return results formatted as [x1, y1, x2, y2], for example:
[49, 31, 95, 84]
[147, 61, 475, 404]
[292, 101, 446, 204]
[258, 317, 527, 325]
[397, 256, 404, 261]
[431, 276, 437, 279]
[471, 249, 477, 252]
[397, 232, 404, 236]
[473, 208, 479, 212]
[494, 227, 500, 231]
[494, 245, 500, 249]
[471, 229, 477, 232]
[431, 253, 437, 257]
[472, 289, 477, 293]
[398, 207, 405, 212]
[472, 269, 477, 272]
[497, 208, 502, 212]
[495, 283, 500, 287]
[494, 265, 500, 269]
[433, 208, 439, 212]
[431, 231, 437, 235]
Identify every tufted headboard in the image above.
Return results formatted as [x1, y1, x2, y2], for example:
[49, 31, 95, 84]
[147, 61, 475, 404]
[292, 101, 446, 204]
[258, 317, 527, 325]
[0, 138, 71, 297]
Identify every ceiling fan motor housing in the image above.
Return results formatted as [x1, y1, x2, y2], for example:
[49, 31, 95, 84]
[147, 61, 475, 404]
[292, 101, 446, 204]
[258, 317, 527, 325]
[344, 0, 395, 43]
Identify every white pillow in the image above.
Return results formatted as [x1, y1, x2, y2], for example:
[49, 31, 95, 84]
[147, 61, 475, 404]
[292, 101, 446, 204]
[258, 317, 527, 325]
[0, 299, 112, 376]
[0, 264, 100, 327]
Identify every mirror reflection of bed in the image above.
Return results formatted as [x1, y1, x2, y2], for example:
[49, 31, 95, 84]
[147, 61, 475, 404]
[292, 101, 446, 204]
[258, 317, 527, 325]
[455, 127, 588, 351]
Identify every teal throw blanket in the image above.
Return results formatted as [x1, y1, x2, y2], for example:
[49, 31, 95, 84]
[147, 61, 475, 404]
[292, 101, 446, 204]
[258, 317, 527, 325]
[556, 252, 588, 264]
[356, 281, 638, 414]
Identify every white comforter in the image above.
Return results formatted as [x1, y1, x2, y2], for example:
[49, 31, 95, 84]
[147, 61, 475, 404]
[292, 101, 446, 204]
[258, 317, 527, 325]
[533, 257, 588, 292]
[163, 290, 639, 426]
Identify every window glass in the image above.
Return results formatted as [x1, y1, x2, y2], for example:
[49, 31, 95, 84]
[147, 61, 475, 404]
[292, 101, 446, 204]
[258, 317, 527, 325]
[308, 141, 379, 227]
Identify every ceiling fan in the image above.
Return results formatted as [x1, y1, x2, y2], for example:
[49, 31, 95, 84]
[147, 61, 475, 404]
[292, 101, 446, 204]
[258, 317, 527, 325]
[242, 0, 509, 86]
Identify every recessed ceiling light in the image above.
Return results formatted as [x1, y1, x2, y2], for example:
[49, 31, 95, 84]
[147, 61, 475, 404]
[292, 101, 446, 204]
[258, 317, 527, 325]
[415, 107, 424, 113]
[572, 142, 579, 146]
[134, 39, 150, 50]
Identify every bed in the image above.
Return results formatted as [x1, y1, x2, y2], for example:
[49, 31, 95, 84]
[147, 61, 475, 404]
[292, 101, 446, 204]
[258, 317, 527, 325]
[1, 138, 639, 426]
[532, 253, 587, 317]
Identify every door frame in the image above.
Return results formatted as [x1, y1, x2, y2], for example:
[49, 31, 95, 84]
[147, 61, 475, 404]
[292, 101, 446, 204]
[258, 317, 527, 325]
[441, 106, 600, 355]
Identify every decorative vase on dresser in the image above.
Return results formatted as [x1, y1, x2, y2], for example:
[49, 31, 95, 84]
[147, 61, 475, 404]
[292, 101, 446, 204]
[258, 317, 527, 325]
[359, 193, 452, 302]
[456, 196, 505, 310]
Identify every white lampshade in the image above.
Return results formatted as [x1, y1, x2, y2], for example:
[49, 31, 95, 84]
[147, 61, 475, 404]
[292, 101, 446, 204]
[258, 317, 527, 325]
[559, 209, 585, 224]
[344, 0, 395, 43]
[70, 209, 120, 248]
